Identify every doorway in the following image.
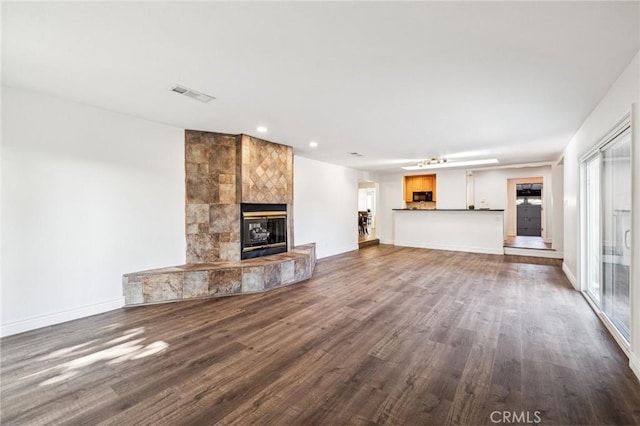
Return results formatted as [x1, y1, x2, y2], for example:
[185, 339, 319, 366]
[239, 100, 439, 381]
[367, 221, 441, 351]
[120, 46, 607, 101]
[358, 180, 379, 247]
[581, 119, 631, 344]
[505, 177, 548, 250]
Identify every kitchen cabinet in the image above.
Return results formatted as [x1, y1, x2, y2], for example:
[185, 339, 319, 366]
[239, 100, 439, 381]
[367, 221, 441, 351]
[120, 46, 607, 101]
[404, 177, 417, 201]
[404, 174, 437, 202]
[420, 175, 433, 191]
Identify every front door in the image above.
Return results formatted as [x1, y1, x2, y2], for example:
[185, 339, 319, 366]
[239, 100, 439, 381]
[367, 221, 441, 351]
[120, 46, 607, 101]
[517, 203, 541, 236]
[516, 183, 542, 237]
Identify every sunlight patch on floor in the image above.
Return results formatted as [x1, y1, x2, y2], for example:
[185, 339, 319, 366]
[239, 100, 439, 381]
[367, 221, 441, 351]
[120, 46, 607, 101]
[38, 340, 97, 361]
[32, 327, 169, 387]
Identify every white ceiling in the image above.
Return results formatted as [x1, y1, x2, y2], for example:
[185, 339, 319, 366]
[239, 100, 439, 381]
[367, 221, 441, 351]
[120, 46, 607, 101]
[3, 2, 639, 173]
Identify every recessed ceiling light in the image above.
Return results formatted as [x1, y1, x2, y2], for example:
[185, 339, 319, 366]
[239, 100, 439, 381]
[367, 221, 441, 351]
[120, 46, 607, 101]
[256, 126, 268, 133]
[401, 158, 499, 170]
[170, 84, 215, 103]
[309, 141, 318, 148]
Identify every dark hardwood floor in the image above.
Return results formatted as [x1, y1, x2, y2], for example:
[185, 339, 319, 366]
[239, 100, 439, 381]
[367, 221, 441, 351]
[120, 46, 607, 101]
[2, 245, 640, 425]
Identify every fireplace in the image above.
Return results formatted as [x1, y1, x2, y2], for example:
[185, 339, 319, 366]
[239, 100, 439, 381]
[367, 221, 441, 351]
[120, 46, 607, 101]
[241, 203, 287, 259]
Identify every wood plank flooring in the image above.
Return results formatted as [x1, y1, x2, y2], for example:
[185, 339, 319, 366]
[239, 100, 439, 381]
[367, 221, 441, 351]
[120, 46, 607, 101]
[2, 245, 640, 425]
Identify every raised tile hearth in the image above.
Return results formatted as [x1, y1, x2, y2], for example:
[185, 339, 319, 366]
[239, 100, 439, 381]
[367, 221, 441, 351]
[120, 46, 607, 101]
[123, 244, 315, 305]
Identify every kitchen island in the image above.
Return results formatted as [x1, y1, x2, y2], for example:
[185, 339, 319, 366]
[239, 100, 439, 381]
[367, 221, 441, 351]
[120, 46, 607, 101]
[392, 209, 504, 255]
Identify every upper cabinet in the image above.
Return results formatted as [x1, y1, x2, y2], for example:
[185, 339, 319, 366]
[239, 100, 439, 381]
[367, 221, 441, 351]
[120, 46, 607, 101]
[404, 174, 437, 202]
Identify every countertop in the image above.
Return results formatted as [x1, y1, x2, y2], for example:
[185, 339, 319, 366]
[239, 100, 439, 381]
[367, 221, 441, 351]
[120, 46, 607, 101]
[392, 208, 504, 212]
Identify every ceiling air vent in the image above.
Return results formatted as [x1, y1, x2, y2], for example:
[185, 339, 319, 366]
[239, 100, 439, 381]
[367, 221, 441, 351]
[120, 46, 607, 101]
[171, 84, 215, 103]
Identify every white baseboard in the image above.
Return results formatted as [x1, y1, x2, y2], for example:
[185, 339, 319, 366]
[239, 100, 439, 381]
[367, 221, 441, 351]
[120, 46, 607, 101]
[379, 239, 394, 245]
[562, 262, 578, 290]
[630, 352, 640, 383]
[394, 241, 504, 255]
[0, 298, 124, 338]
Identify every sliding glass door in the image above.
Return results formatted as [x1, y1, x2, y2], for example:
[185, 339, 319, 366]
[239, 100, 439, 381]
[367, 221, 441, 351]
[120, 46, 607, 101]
[582, 123, 631, 343]
[584, 154, 601, 304]
[601, 129, 631, 340]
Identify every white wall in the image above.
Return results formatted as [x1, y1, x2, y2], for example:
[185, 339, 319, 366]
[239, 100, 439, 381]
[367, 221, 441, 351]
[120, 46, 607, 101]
[377, 172, 403, 244]
[1, 87, 185, 336]
[551, 163, 564, 252]
[435, 169, 467, 209]
[562, 52, 639, 375]
[472, 166, 554, 241]
[293, 156, 364, 259]
[0, 87, 4, 327]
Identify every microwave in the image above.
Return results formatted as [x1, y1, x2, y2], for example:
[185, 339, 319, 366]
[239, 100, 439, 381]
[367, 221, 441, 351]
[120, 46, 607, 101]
[413, 191, 433, 202]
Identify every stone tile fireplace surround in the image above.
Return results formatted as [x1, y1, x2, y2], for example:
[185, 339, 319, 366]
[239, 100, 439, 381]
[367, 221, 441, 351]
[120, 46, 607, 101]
[122, 131, 315, 306]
